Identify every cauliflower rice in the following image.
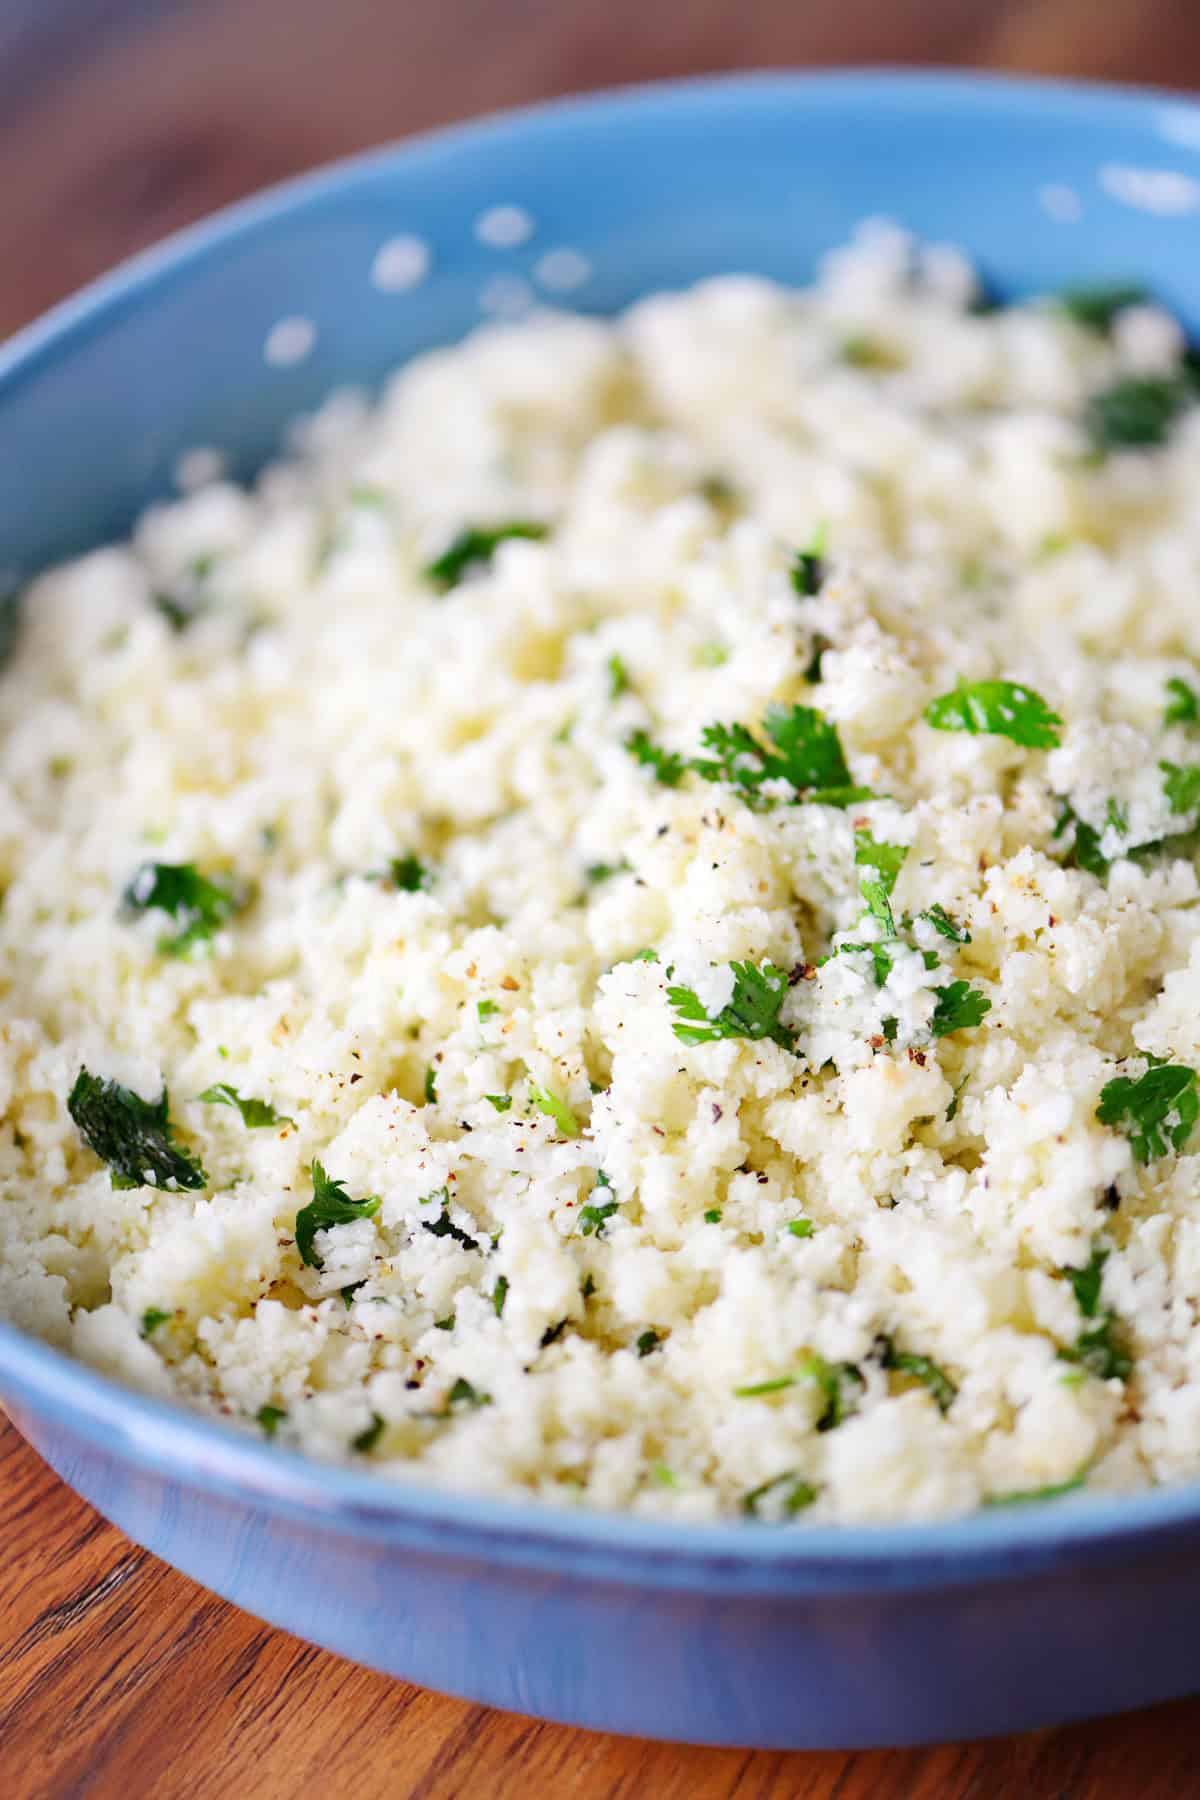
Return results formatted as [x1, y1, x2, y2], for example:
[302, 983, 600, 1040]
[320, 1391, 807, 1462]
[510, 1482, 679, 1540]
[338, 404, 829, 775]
[6, 224, 1200, 1524]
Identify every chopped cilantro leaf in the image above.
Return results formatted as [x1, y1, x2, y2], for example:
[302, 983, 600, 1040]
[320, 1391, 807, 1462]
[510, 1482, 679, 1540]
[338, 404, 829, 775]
[855, 831, 907, 935]
[493, 1274, 509, 1317]
[585, 860, 629, 884]
[341, 1282, 365, 1308]
[434, 1314, 455, 1331]
[1058, 283, 1149, 331]
[607, 653, 630, 699]
[1052, 799, 1110, 879]
[424, 1065, 438, 1105]
[803, 634, 832, 684]
[528, 1081, 581, 1137]
[198, 1083, 292, 1129]
[704, 1207, 723, 1223]
[790, 526, 827, 597]
[787, 1218, 815, 1239]
[920, 904, 970, 944]
[485, 1093, 512, 1113]
[690, 704, 855, 809]
[742, 1471, 819, 1518]
[578, 1198, 619, 1237]
[1105, 797, 1128, 836]
[123, 860, 245, 957]
[448, 1377, 491, 1410]
[636, 1329, 662, 1357]
[1064, 1242, 1107, 1319]
[1097, 1063, 1199, 1163]
[1086, 375, 1189, 452]
[477, 999, 500, 1020]
[140, 1308, 171, 1338]
[876, 1334, 957, 1412]
[924, 681, 1062, 749]
[631, 947, 659, 963]
[1161, 759, 1200, 817]
[294, 1162, 381, 1269]
[985, 1474, 1086, 1507]
[930, 980, 992, 1038]
[735, 1353, 864, 1431]
[625, 729, 687, 787]
[1165, 676, 1200, 727]
[257, 1404, 286, 1437]
[421, 1203, 482, 1252]
[353, 1414, 385, 1454]
[68, 1068, 206, 1192]
[946, 1076, 968, 1121]
[697, 640, 729, 668]
[389, 854, 430, 892]
[540, 1319, 569, 1348]
[424, 521, 547, 590]
[669, 960, 796, 1051]
[1059, 1315, 1131, 1382]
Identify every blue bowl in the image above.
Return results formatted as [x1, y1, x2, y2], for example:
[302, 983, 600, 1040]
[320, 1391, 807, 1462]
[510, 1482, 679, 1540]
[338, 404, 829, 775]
[5, 70, 1200, 1749]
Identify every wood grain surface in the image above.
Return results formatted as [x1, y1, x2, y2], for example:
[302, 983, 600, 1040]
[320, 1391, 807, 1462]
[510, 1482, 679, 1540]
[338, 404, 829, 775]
[6, 3, 1200, 1795]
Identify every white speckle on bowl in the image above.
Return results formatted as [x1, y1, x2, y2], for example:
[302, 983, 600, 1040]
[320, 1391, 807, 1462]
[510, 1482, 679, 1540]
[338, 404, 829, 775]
[1038, 183, 1082, 223]
[173, 446, 226, 493]
[371, 235, 431, 292]
[264, 317, 317, 367]
[534, 248, 592, 293]
[475, 204, 534, 249]
[1099, 163, 1200, 215]
[479, 274, 534, 319]
[1157, 107, 1200, 150]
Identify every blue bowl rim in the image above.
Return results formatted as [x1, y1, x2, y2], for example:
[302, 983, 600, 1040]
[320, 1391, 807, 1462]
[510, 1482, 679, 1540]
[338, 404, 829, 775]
[5, 67, 1200, 1592]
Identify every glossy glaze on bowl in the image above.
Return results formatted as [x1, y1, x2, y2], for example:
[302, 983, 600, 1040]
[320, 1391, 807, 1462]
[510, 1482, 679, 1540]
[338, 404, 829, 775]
[4, 71, 1200, 1747]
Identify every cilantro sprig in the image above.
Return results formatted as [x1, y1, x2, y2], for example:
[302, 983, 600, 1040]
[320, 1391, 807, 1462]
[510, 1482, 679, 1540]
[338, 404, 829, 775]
[924, 681, 1062, 749]
[68, 1068, 206, 1192]
[876, 1334, 957, 1412]
[691, 703, 863, 809]
[1057, 1243, 1131, 1382]
[930, 979, 992, 1038]
[1096, 1062, 1199, 1163]
[669, 960, 796, 1051]
[294, 1162, 381, 1269]
[424, 521, 547, 590]
[123, 861, 246, 957]
[198, 1083, 293, 1129]
[1085, 375, 1192, 453]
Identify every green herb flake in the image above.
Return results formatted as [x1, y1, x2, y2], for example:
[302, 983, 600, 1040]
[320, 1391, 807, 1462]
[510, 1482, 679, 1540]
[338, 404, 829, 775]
[424, 1065, 439, 1105]
[790, 527, 827, 597]
[341, 1282, 365, 1309]
[669, 960, 796, 1051]
[1058, 283, 1149, 332]
[447, 1377, 491, 1410]
[636, 1329, 662, 1358]
[607, 653, 631, 699]
[485, 1093, 513, 1113]
[1161, 759, 1200, 817]
[585, 860, 629, 885]
[704, 1207, 723, 1223]
[1053, 799, 1110, 879]
[477, 999, 500, 1020]
[1096, 1062, 1199, 1163]
[434, 1314, 456, 1332]
[787, 1217, 815, 1239]
[924, 681, 1062, 749]
[697, 640, 729, 668]
[578, 1198, 619, 1237]
[877, 1334, 957, 1412]
[1165, 676, 1200, 727]
[140, 1308, 171, 1339]
[625, 729, 687, 788]
[198, 1083, 292, 1129]
[855, 832, 907, 936]
[123, 860, 246, 957]
[352, 1413, 385, 1454]
[389, 854, 430, 892]
[421, 1203, 482, 1253]
[294, 1161, 381, 1270]
[630, 947, 660, 963]
[68, 1068, 206, 1192]
[424, 521, 547, 590]
[985, 1473, 1086, 1507]
[920, 904, 971, 944]
[1086, 375, 1189, 453]
[735, 1353, 864, 1431]
[741, 1471, 819, 1519]
[930, 980, 992, 1038]
[493, 1274, 509, 1318]
[256, 1404, 287, 1437]
[527, 1081, 581, 1138]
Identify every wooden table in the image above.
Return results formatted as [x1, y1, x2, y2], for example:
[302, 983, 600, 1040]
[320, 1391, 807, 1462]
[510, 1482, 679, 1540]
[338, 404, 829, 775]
[5, 3, 1200, 1794]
